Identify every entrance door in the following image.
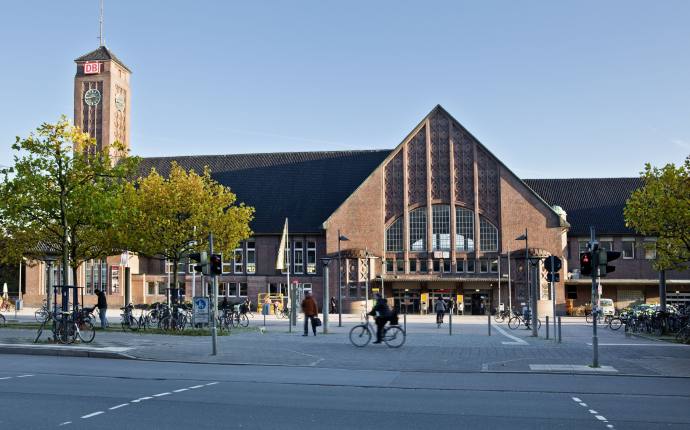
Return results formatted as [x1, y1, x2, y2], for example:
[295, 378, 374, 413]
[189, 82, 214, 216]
[471, 293, 488, 315]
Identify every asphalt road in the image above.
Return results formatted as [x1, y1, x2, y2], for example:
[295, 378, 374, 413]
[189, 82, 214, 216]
[1, 354, 688, 429]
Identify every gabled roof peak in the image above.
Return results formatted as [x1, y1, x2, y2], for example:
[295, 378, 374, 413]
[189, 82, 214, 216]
[75, 46, 131, 72]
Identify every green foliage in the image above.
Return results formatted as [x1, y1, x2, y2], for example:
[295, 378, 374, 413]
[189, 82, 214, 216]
[0, 117, 140, 285]
[624, 157, 690, 271]
[120, 162, 254, 289]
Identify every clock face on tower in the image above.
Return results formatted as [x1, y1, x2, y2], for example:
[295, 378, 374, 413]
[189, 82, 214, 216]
[115, 94, 126, 112]
[84, 88, 101, 106]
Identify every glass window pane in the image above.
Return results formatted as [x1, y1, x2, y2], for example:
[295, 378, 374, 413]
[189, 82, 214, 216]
[385, 218, 403, 252]
[467, 259, 475, 273]
[455, 207, 474, 252]
[409, 207, 427, 251]
[456, 259, 464, 273]
[419, 259, 428, 273]
[396, 259, 404, 273]
[622, 240, 635, 259]
[432, 205, 450, 250]
[479, 217, 498, 252]
[409, 259, 417, 273]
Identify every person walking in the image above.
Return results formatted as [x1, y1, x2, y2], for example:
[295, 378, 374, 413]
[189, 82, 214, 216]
[435, 297, 446, 327]
[301, 291, 318, 336]
[95, 289, 108, 329]
[330, 296, 337, 314]
[368, 293, 390, 344]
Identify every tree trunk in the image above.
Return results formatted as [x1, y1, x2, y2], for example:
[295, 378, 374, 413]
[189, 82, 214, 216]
[172, 256, 179, 305]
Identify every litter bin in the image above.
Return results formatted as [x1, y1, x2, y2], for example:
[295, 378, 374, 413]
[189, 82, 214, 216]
[15, 299, 23, 311]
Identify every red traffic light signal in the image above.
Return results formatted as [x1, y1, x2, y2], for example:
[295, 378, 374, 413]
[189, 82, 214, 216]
[580, 252, 592, 276]
[210, 253, 223, 275]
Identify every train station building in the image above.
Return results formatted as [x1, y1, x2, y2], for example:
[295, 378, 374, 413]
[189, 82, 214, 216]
[13, 46, 690, 315]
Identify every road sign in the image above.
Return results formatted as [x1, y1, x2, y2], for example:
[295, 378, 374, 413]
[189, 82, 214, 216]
[193, 296, 210, 323]
[544, 256, 562, 273]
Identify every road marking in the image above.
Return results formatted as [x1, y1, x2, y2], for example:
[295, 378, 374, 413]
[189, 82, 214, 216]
[189, 385, 204, 389]
[595, 415, 607, 421]
[0, 377, 11, 380]
[205, 382, 219, 386]
[589, 409, 598, 414]
[571, 396, 614, 428]
[493, 324, 528, 345]
[173, 388, 188, 393]
[579, 403, 588, 407]
[109, 404, 128, 410]
[58, 422, 71, 426]
[586, 343, 687, 347]
[530, 364, 617, 372]
[607, 425, 614, 428]
[81, 411, 104, 419]
[572, 397, 581, 402]
[153, 392, 171, 397]
[16, 374, 34, 378]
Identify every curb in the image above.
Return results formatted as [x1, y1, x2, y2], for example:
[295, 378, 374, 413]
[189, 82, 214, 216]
[0, 345, 135, 360]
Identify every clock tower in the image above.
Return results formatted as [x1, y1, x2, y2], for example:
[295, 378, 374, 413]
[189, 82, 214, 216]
[74, 46, 131, 159]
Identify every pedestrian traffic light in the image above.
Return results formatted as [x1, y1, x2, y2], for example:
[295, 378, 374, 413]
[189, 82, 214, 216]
[189, 252, 208, 275]
[210, 253, 223, 275]
[580, 252, 592, 276]
[598, 250, 621, 277]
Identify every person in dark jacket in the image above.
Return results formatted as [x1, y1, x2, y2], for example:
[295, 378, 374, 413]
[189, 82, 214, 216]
[95, 289, 108, 329]
[368, 294, 390, 344]
[330, 296, 337, 314]
[301, 292, 319, 336]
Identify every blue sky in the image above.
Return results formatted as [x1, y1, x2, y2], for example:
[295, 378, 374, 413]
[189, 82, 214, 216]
[1, 0, 688, 178]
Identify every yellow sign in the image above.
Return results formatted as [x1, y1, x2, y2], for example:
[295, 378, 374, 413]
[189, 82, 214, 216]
[456, 294, 463, 305]
[372, 288, 380, 292]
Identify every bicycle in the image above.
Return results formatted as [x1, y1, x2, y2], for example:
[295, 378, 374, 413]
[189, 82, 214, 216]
[35, 300, 50, 322]
[121, 304, 140, 331]
[508, 313, 542, 330]
[349, 316, 406, 348]
[493, 309, 512, 323]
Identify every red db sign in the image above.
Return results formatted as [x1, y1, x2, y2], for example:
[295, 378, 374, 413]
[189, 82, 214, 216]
[84, 62, 101, 74]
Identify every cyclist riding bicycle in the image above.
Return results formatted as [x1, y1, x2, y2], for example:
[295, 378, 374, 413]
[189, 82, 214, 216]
[368, 293, 390, 344]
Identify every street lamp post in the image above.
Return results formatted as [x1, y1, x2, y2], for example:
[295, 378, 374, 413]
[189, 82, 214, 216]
[516, 229, 537, 337]
[320, 257, 332, 334]
[337, 230, 349, 327]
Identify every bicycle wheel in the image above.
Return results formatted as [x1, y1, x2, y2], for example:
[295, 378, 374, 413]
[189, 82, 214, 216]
[78, 321, 96, 343]
[608, 317, 622, 331]
[35, 309, 49, 323]
[536, 318, 542, 330]
[349, 324, 372, 347]
[34, 320, 47, 343]
[586, 314, 593, 324]
[508, 317, 521, 330]
[384, 326, 405, 348]
[494, 314, 504, 323]
[239, 314, 249, 328]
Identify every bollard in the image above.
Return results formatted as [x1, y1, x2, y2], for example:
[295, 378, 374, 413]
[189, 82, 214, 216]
[449, 310, 452, 336]
[488, 313, 491, 336]
[546, 315, 549, 340]
[263, 314, 266, 327]
[403, 311, 407, 334]
[557, 316, 562, 343]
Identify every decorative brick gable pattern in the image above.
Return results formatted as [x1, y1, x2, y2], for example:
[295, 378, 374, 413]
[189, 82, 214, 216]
[384, 150, 404, 222]
[407, 127, 427, 207]
[430, 112, 451, 201]
[452, 126, 474, 206]
[477, 147, 500, 223]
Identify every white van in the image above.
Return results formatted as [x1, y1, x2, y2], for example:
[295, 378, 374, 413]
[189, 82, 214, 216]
[600, 298, 615, 316]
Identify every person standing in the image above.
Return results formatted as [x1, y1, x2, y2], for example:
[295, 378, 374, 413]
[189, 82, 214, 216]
[330, 296, 337, 314]
[435, 297, 446, 327]
[95, 289, 108, 329]
[301, 291, 318, 336]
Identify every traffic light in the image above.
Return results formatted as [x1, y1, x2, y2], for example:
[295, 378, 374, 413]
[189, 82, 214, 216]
[598, 251, 621, 277]
[210, 253, 223, 275]
[580, 252, 592, 276]
[189, 252, 208, 275]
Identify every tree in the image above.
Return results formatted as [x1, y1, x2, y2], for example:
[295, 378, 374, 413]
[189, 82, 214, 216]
[121, 162, 254, 302]
[0, 117, 139, 289]
[624, 157, 690, 271]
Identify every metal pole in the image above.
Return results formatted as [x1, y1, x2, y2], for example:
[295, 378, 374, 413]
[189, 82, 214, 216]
[526, 229, 537, 337]
[192, 271, 196, 299]
[557, 316, 562, 343]
[337, 230, 342, 327]
[449, 305, 452, 336]
[210, 233, 218, 356]
[551, 256, 557, 342]
[507, 249, 512, 313]
[546, 315, 549, 340]
[488, 313, 491, 336]
[365, 249, 369, 316]
[659, 270, 667, 312]
[322, 262, 329, 334]
[497, 257, 501, 313]
[590, 226, 598, 367]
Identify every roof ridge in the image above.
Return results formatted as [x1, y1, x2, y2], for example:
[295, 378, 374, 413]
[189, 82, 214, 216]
[525, 177, 640, 181]
[140, 149, 393, 160]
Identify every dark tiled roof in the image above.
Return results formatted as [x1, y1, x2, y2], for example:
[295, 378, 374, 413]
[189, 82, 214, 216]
[75, 46, 131, 72]
[137, 151, 392, 234]
[523, 178, 644, 236]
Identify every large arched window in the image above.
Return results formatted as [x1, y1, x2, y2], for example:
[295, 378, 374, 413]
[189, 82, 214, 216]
[409, 207, 427, 251]
[480, 217, 498, 252]
[455, 207, 475, 252]
[432, 205, 450, 250]
[385, 218, 403, 252]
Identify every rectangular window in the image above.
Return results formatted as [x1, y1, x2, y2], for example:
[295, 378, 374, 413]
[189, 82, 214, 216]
[566, 285, 578, 299]
[234, 248, 244, 273]
[578, 240, 589, 255]
[456, 259, 465, 273]
[419, 259, 428, 273]
[443, 260, 451, 273]
[279, 283, 289, 297]
[467, 259, 475, 273]
[385, 219, 403, 252]
[85, 260, 93, 295]
[599, 239, 614, 252]
[479, 218, 498, 252]
[100, 263, 107, 291]
[386, 258, 394, 273]
[222, 254, 232, 274]
[307, 241, 316, 274]
[239, 283, 247, 297]
[409, 208, 427, 251]
[490, 259, 498, 273]
[219, 282, 229, 297]
[622, 239, 635, 259]
[294, 241, 304, 274]
[147, 281, 156, 295]
[432, 205, 451, 250]
[409, 259, 417, 273]
[225, 282, 236, 296]
[158, 281, 166, 295]
[349, 283, 358, 298]
[432, 259, 440, 272]
[268, 283, 279, 295]
[281, 241, 291, 274]
[480, 259, 489, 273]
[644, 239, 656, 260]
[455, 207, 475, 252]
[396, 259, 404, 273]
[246, 241, 256, 274]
